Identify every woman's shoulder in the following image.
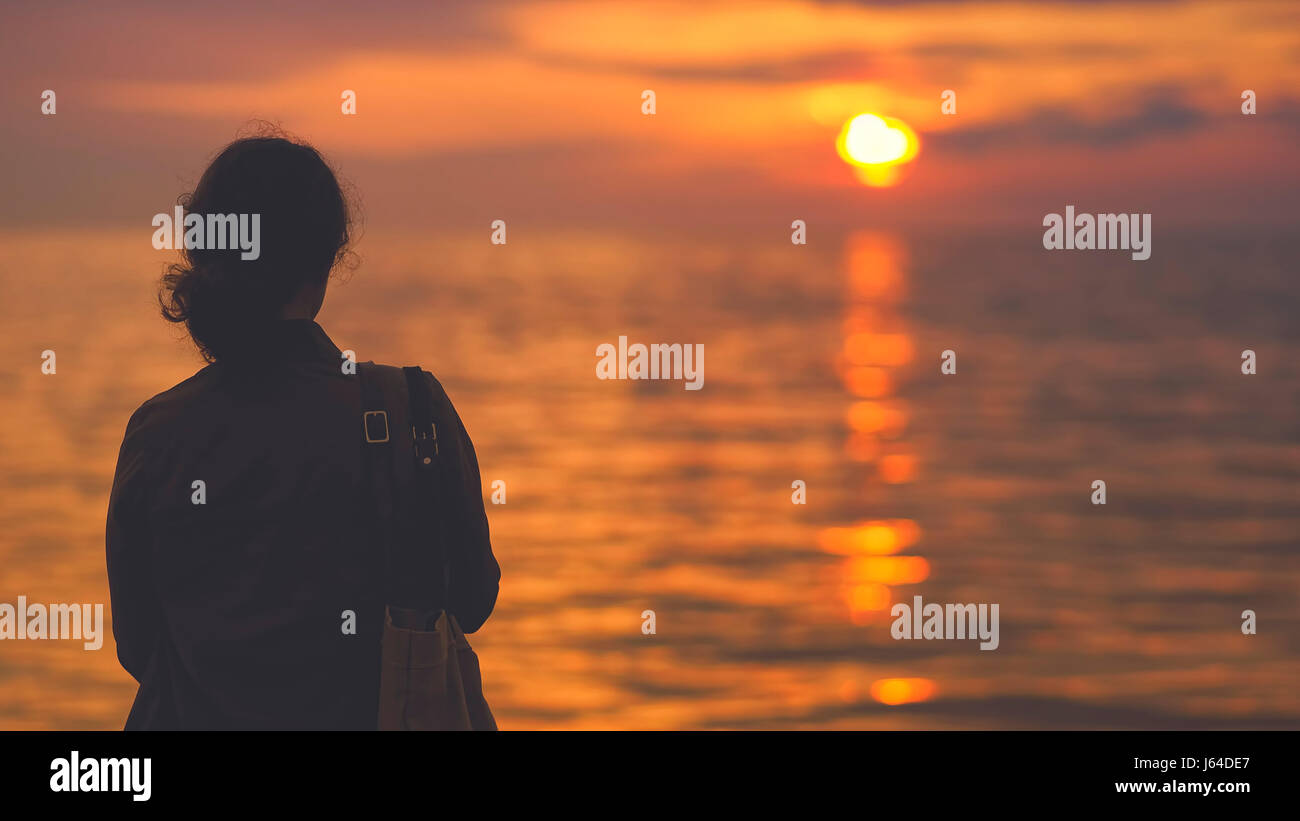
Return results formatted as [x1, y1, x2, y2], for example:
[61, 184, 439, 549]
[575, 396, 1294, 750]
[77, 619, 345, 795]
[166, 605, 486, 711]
[360, 362, 451, 400]
[121, 365, 220, 441]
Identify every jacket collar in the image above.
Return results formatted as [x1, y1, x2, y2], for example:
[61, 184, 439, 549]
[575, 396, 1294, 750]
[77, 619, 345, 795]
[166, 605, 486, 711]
[274, 319, 341, 361]
[220, 319, 343, 364]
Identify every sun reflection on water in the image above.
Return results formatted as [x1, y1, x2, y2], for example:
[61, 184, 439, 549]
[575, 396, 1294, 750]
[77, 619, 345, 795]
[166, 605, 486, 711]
[821, 232, 935, 703]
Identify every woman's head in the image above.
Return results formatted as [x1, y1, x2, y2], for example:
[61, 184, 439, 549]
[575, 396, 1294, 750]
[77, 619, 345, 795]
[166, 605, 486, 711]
[159, 131, 355, 361]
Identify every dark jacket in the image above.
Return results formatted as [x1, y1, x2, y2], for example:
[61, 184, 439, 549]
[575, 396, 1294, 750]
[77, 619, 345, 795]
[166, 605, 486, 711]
[105, 320, 500, 729]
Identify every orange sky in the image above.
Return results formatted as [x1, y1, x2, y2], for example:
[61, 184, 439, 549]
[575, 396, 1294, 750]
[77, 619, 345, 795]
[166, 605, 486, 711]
[3, 0, 1297, 230]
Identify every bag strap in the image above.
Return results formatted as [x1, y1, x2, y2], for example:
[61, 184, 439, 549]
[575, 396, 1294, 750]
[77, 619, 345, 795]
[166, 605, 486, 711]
[401, 365, 450, 609]
[359, 362, 450, 614]
[359, 363, 398, 604]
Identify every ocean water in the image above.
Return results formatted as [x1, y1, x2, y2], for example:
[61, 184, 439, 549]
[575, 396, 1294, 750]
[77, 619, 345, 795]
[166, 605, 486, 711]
[0, 226, 1296, 729]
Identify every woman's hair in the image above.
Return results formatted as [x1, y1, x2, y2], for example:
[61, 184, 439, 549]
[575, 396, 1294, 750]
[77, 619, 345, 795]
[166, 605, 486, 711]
[159, 128, 356, 361]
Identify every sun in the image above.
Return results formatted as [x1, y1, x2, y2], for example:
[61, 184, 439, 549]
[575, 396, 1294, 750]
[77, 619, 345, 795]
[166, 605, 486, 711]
[836, 113, 920, 187]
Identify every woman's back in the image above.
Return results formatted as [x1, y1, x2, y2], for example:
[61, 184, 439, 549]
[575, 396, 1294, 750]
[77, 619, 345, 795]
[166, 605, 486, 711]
[108, 321, 499, 728]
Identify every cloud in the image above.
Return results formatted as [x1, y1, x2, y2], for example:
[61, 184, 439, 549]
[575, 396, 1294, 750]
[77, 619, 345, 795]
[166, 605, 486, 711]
[931, 93, 1207, 152]
[517, 49, 884, 83]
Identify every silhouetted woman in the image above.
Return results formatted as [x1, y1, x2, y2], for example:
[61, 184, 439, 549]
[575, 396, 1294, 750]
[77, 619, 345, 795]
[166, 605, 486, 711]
[106, 134, 500, 729]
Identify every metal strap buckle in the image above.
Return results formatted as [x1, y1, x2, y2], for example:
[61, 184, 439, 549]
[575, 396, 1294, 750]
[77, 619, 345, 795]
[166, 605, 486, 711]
[363, 410, 390, 443]
[412, 422, 438, 462]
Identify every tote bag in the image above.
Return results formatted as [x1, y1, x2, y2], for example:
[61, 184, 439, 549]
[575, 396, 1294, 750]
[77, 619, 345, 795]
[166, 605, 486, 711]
[359, 362, 497, 731]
